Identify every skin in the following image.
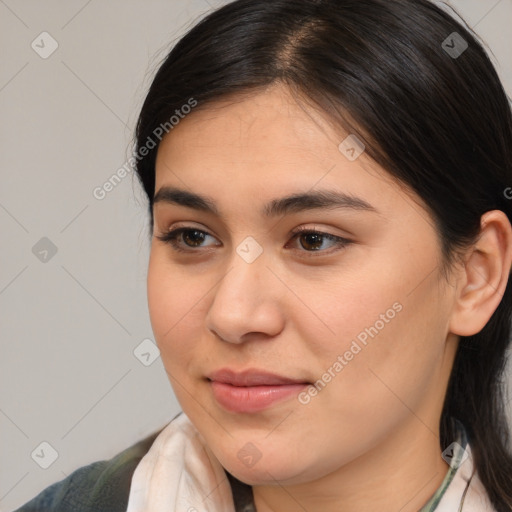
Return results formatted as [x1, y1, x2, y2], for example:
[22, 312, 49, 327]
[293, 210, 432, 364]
[147, 83, 512, 512]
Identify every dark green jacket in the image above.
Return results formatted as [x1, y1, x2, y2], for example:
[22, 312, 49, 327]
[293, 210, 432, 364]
[13, 426, 165, 512]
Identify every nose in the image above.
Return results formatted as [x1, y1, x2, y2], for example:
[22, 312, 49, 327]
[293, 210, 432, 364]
[205, 249, 285, 344]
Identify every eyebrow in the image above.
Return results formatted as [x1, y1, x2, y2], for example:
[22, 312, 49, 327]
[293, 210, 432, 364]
[153, 186, 380, 218]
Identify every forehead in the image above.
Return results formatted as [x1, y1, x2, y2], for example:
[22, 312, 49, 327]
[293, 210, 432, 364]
[153, 84, 426, 222]
[156, 85, 350, 168]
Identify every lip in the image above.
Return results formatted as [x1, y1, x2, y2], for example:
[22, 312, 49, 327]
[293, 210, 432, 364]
[207, 368, 309, 386]
[207, 368, 310, 413]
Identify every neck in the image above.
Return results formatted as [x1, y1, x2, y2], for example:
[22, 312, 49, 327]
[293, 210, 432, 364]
[252, 417, 451, 512]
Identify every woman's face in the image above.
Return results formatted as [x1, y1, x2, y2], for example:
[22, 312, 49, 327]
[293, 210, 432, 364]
[147, 83, 459, 486]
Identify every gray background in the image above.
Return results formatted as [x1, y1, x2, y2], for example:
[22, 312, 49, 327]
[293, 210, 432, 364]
[1, 1, 511, 511]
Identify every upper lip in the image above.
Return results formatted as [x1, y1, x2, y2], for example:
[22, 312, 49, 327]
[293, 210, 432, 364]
[207, 368, 309, 386]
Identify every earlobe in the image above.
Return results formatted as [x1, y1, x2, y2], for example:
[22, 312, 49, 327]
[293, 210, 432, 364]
[449, 210, 512, 337]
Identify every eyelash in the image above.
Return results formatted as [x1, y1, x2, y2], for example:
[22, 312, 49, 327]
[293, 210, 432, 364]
[155, 225, 352, 257]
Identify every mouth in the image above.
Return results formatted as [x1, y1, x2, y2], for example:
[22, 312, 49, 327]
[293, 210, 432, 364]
[206, 368, 311, 413]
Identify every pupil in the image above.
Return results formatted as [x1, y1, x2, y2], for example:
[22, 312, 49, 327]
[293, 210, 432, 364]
[302, 233, 322, 250]
[184, 230, 205, 246]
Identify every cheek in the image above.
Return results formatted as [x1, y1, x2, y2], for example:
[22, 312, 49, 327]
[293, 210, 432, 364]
[303, 267, 447, 422]
[147, 251, 206, 362]
[296, 250, 443, 375]
[307, 230, 445, 366]
[293, 268, 401, 359]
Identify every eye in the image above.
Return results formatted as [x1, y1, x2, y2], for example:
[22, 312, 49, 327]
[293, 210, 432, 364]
[155, 225, 352, 256]
[287, 226, 352, 256]
[155, 227, 219, 253]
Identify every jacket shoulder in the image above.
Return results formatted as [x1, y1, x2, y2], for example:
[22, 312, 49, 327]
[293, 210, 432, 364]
[13, 425, 165, 512]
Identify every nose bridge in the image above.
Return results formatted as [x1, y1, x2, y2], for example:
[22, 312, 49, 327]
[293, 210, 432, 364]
[215, 245, 268, 315]
[219, 234, 268, 301]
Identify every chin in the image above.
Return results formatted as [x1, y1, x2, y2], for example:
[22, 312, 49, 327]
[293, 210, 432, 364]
[228, 465, 297, 486]
[219, 451, 309, 487]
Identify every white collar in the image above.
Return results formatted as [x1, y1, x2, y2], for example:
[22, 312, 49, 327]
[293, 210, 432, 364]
[126, 412, 236, 512]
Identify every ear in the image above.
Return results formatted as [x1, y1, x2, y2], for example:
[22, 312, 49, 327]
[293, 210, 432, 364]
[449, 210, 512, 337]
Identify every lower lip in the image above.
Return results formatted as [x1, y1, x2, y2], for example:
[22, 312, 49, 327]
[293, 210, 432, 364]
[209, 380, 309, 413]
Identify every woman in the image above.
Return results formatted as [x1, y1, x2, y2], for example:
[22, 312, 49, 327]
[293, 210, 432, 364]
[14, 0, 512, 511]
